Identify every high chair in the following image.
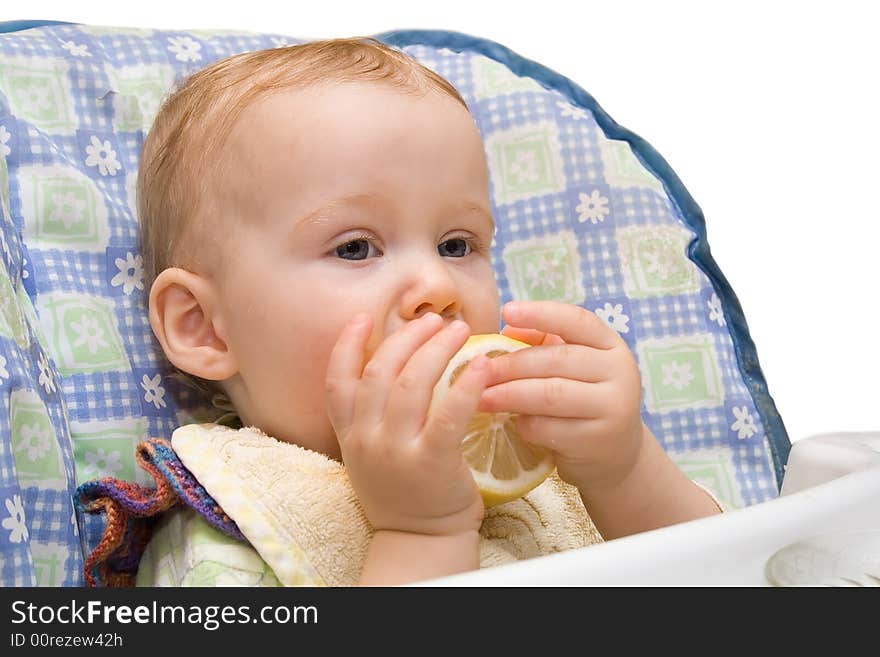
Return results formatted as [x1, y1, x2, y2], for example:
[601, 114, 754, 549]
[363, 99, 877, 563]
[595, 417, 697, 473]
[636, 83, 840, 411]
[0, 19, 876, 586]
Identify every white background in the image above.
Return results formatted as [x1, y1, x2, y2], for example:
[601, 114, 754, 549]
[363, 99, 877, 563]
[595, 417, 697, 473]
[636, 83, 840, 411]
[4, 0, 878, 444]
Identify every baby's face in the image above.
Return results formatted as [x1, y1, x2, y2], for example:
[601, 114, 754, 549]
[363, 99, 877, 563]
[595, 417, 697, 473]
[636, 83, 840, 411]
[210, 82, 500, 459]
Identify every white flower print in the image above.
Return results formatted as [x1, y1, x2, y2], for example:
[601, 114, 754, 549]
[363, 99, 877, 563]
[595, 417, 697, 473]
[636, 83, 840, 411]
[83, 447, 123, 477]
[84, 136, 121, 176]
[70, 314, 109, 355]
[708, 292, 726, 327]
[71, 508, 79, 537]
[594, 302, 630, 334]
[0, 125, 11, 157]
[38, 351, 56, 394]
[50, 190, 86, 230]
[661, 360, 694, 391]
[60, 40, 91, 57]
[0, 353, 9, 381]
[508, 149, 539, 185]
[2, 495, 28, 544]
[576, 190, 610, 224]
[21, 257, 29, 280]
[21, 81, 52, 113]
[168, 36, 202, 63]
[16, 422, 51, 462]
[643, 247, 676, 281]
[141, 373, 167, 410]
[731, 405, 758, 440]
[557, 101, 588, 120]
[525, 253, 564, 294]
[110, 252, 144, 295]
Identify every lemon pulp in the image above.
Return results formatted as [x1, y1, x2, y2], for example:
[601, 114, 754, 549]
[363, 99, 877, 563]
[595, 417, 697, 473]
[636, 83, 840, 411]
[432, 334, 555, 507]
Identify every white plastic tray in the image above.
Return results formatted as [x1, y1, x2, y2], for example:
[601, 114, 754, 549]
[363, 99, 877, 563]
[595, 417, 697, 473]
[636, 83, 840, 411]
[419, 432, 880, 586]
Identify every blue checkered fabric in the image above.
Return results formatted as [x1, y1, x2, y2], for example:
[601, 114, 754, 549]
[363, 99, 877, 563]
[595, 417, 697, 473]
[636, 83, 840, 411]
[0, 22, 789, 586]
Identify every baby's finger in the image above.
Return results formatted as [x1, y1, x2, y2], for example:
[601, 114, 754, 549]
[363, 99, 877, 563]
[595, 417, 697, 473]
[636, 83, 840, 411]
[383, 319, 471, 437]
[512, 414, 591, 450]
[325, 313, 373, 441]
[501, 324, 566, 347]
[500, 325, 547, 346]
[488, 343, 614, 386]
[353, 312, 444, 431]
[423, 354, 492, 450]
[503, 301, 619, 350]
[478, 377, 602, 418]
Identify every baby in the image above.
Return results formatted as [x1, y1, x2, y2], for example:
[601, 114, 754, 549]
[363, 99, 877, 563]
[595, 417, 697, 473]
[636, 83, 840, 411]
[131, 37, 721, 586]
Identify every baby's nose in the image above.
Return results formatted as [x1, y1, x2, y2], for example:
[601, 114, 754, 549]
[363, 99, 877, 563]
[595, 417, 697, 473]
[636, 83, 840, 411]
[413, 303, 458, 321]
[392, 254, 464, 334]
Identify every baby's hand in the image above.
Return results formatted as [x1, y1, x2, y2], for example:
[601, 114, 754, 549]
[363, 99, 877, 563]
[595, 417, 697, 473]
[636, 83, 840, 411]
[325, 313, 490, 538]
[480, 301, 645, 493]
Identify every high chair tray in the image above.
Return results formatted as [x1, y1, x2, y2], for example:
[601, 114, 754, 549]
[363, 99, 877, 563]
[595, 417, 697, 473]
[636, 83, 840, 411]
[420, 433, 880, 586]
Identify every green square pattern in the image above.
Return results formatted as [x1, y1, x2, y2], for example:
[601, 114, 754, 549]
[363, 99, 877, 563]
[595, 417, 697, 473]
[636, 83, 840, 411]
[471, 56, 545, 99]
[600, 138, 665, 193]
[9, 389, 65, 486]
[638, 335, 724, 413]
[0, 263, 29, 348]
[502, 232, 586, 304]
[32, 543, 70, 586]
[109, 64, 176, 132]
[39, 294, 130, 375]
[71, 418, 147, 485]
[21, 165, 109, 251]
[0, 57, 77, 133]
[671, 448, 745, 510]
[35, 177, 98, 243]
[486, 122, 567, 204]
[617, 225, 701, 298]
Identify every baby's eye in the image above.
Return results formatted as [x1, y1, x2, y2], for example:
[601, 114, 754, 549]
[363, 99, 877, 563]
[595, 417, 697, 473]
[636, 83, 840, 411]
[334, 238, 380, 261]
[438, 237, 471, 258]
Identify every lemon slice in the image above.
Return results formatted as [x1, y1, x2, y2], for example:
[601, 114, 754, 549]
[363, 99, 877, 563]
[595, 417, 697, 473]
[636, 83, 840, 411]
[431, 334, 555, 508]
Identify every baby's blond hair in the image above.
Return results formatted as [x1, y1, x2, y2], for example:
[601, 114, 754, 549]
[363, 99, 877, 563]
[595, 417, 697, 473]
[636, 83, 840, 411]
[137, 36, 468, 290]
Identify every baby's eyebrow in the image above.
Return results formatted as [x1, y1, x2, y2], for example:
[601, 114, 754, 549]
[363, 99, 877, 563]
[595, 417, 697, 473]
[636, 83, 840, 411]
[458, 203, 495, 232]
[293, 194, 384, 232]
[292, 194, 495, 233]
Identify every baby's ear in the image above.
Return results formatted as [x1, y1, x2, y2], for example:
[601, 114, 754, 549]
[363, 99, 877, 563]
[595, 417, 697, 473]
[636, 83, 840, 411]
[148, 268, 237, 381]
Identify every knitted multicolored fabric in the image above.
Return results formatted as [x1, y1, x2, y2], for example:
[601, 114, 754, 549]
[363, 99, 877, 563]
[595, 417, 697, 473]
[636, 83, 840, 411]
[75, 438, 246, 587]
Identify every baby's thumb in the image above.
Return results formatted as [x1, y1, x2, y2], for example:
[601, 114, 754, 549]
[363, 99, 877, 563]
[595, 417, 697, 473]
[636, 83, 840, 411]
[427, 355, 491, 448]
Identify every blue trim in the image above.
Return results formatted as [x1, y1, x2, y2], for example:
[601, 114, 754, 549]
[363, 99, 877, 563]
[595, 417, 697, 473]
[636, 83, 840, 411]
[377, 29, 791, 486]
[0, 20, 74, 33]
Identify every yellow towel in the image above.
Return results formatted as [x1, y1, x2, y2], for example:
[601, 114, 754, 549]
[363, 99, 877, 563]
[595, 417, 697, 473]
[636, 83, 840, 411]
[172, 423, 602, 586]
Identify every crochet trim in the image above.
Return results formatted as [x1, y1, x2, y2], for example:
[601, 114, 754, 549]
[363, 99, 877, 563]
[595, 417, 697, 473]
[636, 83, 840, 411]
[75, 437, 246, 587]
